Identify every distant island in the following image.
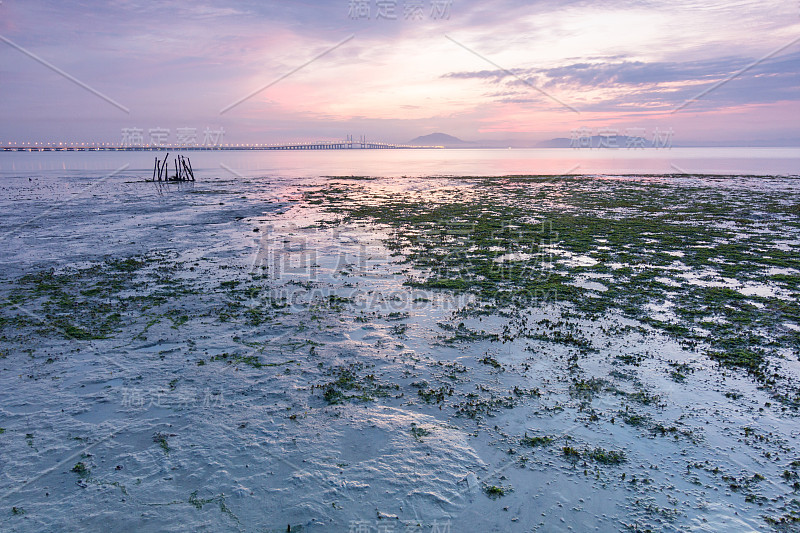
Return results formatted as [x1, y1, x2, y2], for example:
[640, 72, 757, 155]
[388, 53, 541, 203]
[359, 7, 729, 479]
[407, 132, 798, 149]
[408, 133, 470, 147]
[407, 132, 657, 149]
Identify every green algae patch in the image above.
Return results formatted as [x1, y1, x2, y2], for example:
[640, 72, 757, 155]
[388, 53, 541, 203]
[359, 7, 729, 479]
[304, 176, 800, 406]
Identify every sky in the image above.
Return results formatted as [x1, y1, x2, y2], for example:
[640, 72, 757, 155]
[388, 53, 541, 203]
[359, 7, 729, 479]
[1, 0, 799, 146]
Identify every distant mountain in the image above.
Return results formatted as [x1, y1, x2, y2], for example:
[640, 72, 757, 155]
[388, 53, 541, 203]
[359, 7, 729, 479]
[535, 137, 572, 148]
[405, 132, 799, 149]
[408, 133, 469, 147]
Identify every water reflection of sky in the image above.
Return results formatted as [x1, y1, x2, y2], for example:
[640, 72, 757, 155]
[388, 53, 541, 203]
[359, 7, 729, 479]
[0, 147, 798, 177]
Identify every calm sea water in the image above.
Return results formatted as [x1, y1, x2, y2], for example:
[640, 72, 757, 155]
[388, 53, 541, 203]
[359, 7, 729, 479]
[0, 147, 798, 178]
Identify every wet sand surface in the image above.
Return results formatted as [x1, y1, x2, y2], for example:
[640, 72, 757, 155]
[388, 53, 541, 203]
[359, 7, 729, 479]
[1, 172, 799, 532]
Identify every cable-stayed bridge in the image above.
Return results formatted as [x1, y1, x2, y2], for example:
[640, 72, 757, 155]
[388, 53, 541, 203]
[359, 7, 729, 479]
[1, 135, 444, 151]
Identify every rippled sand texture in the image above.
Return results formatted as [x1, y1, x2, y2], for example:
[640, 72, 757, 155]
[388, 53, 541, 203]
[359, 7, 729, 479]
[1, 173, 799, 531]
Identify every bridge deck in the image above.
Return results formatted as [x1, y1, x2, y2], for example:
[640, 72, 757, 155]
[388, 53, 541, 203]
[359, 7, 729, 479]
[1, 143, 444, 152]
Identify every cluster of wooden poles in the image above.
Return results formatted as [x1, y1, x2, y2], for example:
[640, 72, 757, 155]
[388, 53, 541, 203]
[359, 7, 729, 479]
[151, 152, 195, 181]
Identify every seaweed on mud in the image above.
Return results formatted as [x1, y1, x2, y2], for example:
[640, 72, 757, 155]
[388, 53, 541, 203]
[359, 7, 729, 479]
[586, 447, 626, 465]
[436, 322, 499, 344]
[520, 434, 553, 447]
[153, 432, 171, 454]
[482, 483, 511, 499]
[186, 490, 239, 522]
[319, 365, 399, 405]
[417, 386, 453, 404]
[562, 446, 581, 460]
[479, 355, 503, 369]
[410, 423, 431, 441]
[303, 177, 800, 406]
[570, 377, 606, 398]
[454, 395, 516, 419]
[0, 253, 195, 342]
[71, 462, 90, 477]
[208, 352, 295, 370]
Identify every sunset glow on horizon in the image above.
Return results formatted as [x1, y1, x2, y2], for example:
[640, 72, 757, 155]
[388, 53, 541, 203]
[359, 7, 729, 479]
[1, 0, 799, 146]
